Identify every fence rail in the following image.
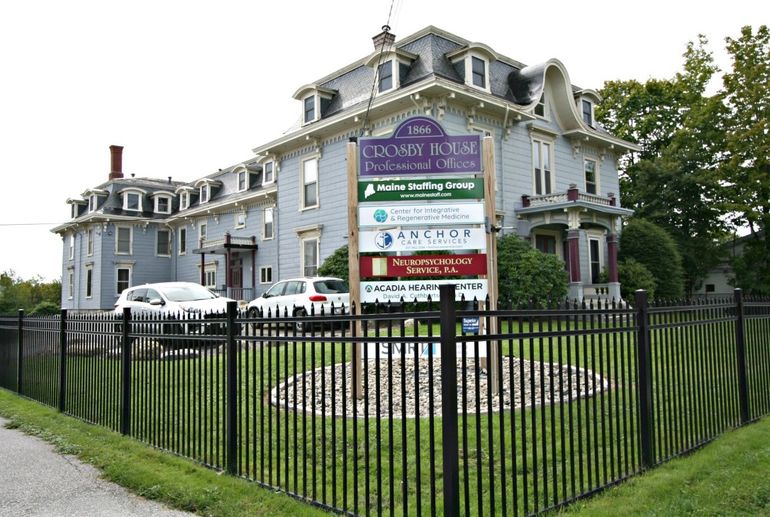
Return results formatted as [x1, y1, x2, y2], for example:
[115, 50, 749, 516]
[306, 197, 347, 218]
[1, 289, 769, 516]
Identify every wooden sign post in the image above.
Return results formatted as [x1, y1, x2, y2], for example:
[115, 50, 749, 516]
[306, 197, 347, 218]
[346, 140, 363, 400]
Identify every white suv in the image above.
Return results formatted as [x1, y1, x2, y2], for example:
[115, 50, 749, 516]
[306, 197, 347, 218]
[246, 277, 349, 330]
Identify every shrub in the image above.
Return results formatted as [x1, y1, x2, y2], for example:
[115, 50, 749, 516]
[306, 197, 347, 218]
[497, 234, 568, 306]
[619, 218, 684, 299]
[618, 258, 656, 301]
[29, 301, 61, 316]
[318, 245, 349, 284]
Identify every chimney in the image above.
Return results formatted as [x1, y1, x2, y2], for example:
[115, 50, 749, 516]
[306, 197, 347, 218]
[372, 25, 395, 51]
[109, 145, 124, 180]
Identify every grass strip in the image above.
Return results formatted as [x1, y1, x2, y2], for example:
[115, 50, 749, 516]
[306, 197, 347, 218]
[0, 389, 329, 517]
[562, 415, 770, 516]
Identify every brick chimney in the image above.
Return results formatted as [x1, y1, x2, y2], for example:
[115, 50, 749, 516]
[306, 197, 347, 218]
[372, 25, 395, 51]
[109, 145, 124, 180]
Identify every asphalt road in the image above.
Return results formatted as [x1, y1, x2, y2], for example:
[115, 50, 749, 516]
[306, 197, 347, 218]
[0, 417, 195, 517]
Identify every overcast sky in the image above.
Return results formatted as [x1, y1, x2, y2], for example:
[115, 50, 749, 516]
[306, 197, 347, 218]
[1, 0, 767, 282]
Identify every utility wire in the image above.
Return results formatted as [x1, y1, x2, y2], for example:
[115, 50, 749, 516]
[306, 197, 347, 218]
[359, 0, 399, 137]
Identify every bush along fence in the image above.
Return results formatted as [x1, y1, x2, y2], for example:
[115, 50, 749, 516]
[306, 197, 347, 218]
[0, 287, 769, 516]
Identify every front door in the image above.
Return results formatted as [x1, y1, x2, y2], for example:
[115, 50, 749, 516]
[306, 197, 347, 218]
[231, 256, 243, 289]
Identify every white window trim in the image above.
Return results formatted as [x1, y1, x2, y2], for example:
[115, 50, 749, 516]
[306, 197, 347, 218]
[584, 156, 600, 195]
[115, 226, 133, 255]
[68, 233, 75, 261]
[302, 94, 319, 125]
[300, 156, 320, 211]
[179, 191, 190, 210]
[156, 229, 171, 257]
[299, 233, 321, 278]
[236, 170, 249, 192]
[587, 232, 605, 283]
[534, 92, 549, 120]
[377, 58, 396, 94]
[196, 261, 218, 289]
[85, 265, 93, 299]
[260, 266, 273, 284]
[199, 185, 210, 204]
[531, 134, 555, 195]
[262, 160, 276, 186]
[198, 222, 208, 244]
[89, 195, 98, 213]
[582, 99, 595, 128]
[86, 229, 94, 257]
[234, 211, 246, 230]
[122, 191, 143, 212]
[263, 207, 274, 240]
[452, 52, 492, 93]
[154, 195, 172, 214]
[178, 227, 187, 256]
[115, 266, 132, 296]
[67, 269, 74, 300]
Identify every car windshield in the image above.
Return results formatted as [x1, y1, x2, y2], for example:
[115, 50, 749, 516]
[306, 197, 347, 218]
[313, 279, 348, 294]
[161, 285, 218, 302]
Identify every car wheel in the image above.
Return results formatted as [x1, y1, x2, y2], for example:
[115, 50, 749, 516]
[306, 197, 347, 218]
[294, 308, 306, 333]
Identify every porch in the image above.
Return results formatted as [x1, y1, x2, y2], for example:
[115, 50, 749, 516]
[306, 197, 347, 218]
[194, 233, 259, 302]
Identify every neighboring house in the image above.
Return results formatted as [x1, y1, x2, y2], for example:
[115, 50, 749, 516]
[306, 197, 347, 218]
[693, 232, 764, 297]
[53, 25, 636, 310]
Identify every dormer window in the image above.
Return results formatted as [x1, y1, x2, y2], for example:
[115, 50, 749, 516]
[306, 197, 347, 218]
[303, 96, 316, 124]
[378, 61, 393, 92]
[193, 179, 222, 205]
[263, 161, 275, 185]
[293, 85, 337, 126]
[152, 192, 173, 214]
[89, 195, 98, 212]
[535, 93, 547, 118]
[367, 49, 416, 95]
[237, 170, 248, 192]
[471, 56, 486, 88]
[119, 188, 146, 212]
[447, 43, 497, 93]
[582, 99, 594, 127]
[180, 191, 190, 210]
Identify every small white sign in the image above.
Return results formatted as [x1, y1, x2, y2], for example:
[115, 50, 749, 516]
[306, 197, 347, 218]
[359, 227, 487, 252]
[359, 203, 485, 227]
[360, 279, 488, 303]
[364, 341, 488, 359]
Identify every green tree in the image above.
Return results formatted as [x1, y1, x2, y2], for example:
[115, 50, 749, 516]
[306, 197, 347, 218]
[618, 219, 685, 299]
[617, 258, 656, 301]
[317, 245, 349, 284]
[597, 35, 726, 295]
[719, 25, 770, 295]
[497, 234, 568, 306]
[0, 270, 62, 314]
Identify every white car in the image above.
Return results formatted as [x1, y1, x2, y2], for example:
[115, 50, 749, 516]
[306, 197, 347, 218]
[114, 282, 237, 337]
[246, 277, 349, 330]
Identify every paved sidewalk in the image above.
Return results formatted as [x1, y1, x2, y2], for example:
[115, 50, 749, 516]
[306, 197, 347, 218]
[0, 417, 195, 517]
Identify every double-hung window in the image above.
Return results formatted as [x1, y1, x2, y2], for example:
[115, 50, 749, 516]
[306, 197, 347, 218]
[179, 191, 190, 210]
[301, 158, 319, 209]
[237, 170, 248, 192]
[116, 267, 131, 295]
[584, 158, 598, 195]
[532, 139, 553, 195]
[199, 222, 207, 244]
[582, 100, 594, 127]
[471, 56, 486, 88]
[85, 266, 93, 298]
[378, 60, 393, 93]
[156, 229, 170, 256]
[124, 192, 141, 211]
[263, 161, 275, 185]
[86, 229, 94, 256]
[179, 227, 187, 255]
[116, 226, 132, 255]
[303, 96, 316, 124]
[155, 196, 171, 214]
[199, 185, 209, 204]
[263, 208, 274, 239]
[301, 237, 319, 277]
[69, 234, 75, 260]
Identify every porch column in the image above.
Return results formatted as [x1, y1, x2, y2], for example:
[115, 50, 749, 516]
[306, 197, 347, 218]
[200, 246, 205, 285]
[607, 233, 621, 300]
[567, 229, 583, 300]
[225, 233, 232, 294]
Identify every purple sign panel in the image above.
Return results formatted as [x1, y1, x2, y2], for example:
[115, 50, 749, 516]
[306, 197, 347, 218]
[359, 116, 482, 177]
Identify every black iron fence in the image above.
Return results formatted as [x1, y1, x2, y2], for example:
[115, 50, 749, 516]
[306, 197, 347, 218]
[0, 288, 769, 516]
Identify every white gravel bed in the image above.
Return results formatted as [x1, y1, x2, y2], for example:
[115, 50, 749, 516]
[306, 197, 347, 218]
[269, 358, 609, 419]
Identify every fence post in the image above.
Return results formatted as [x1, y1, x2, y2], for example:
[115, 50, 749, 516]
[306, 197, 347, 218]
[734, 288, 750, 424]
[634, 289, 654, 469]
[57, 309, 67, 412]
[120, 307, 132, 435]
[225, 301, 238, 475]
[439, 284, 460, 517]
[17, 309, 24, 395]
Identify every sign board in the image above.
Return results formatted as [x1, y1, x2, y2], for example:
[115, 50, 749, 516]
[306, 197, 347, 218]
[359, 203, 485, 227]
[359, 116, 482, 177]
[359, 227, 487, 253]
[358, 178, 484, 202]
[360, 279, 488, 303]
[360, 254, 487, 278]
[462, 317, 480, 334]
[365, 341, 487, 359]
